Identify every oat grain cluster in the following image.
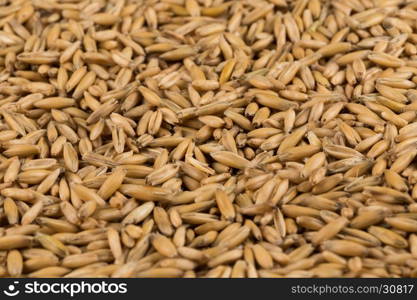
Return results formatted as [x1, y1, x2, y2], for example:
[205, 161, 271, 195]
[0, 0, 417, 278]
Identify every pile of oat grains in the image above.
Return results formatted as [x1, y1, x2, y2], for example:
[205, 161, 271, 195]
[0, 0, 417, 278]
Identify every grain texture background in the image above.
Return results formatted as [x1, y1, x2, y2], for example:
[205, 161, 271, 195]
[0, 0, 417, 278]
